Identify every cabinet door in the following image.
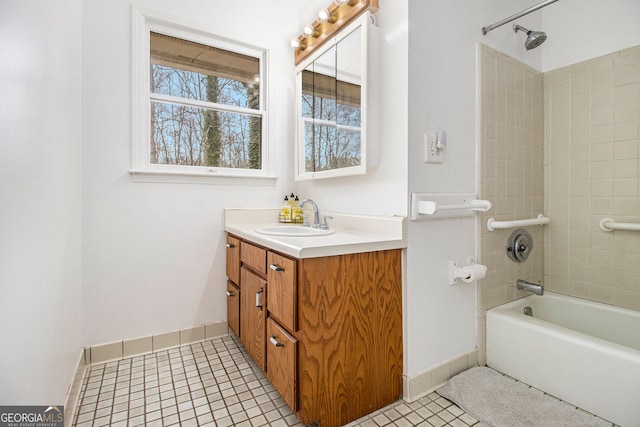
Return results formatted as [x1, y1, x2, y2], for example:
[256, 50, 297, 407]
[267, 252, 297, 332]
[226, 235, 241, 285]
[240, 267, 267, 372]
[226, 281, 240, 338]
[267, 317, 297, 411]
[296, 250, 403, 426]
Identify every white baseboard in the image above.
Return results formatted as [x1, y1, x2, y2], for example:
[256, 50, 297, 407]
[85, 321, 229, 365]
[403, 349, 479, 402]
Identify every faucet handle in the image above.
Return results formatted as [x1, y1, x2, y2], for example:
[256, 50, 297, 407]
[302, 214, 309, 227]
[321, 215, 333, 230]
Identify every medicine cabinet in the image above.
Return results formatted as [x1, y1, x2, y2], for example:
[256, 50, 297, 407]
[294, 12, 378, 181]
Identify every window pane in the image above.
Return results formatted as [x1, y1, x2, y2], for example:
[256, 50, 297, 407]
[313, 123, 338, 171]
[336, 127, 361, 168]
[304, 120, 315, 173]
[301, 62, 362, 173]
[150, 32, 260, 109]
[151, 100, 262, 169]
[337, 97, 361, 127]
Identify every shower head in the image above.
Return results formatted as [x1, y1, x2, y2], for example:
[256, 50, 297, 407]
[513, 24, 547, 50]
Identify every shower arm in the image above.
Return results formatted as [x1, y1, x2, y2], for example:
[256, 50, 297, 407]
[481, 0, 559, 35]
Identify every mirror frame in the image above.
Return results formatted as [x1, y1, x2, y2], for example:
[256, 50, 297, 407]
[294, 12, 378, 181]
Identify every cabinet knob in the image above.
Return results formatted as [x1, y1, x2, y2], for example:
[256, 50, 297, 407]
[269, 264, 285, 272]
[226, 291, 235, 297]
[225, 243, 235, 248]
[269, 335, 284, 347]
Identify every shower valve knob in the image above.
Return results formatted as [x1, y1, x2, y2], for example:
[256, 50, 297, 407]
[506, 229, 533, 263]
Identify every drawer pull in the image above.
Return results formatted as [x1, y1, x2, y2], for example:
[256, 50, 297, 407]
[269, 264, 285, 272]
[269, 336, 285, 347]
[225, 243, 236, 248]
[256, 288, 264, 310]
[226, 290, 235, 297]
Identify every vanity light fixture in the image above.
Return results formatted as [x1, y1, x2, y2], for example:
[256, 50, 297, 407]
[291, 0, 378, 65]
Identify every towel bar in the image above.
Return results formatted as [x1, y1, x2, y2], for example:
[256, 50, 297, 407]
[487, 214, 550, 232]
[599, 218, 640, 232]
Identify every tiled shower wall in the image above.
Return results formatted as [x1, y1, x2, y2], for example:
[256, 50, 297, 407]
[544, 45, 640, 310]
[477, 44, 545, 362]
[478, 44, 640, 362]
[477, 44, 545, 309]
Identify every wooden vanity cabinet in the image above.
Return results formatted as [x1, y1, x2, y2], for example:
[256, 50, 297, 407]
[266, 251, 297, 331]
[225, 235, 240, 284]
[225, 235, 241, 337]
[240, 240, 267, 273]
[238, 241, 268, 372]
[295, 250, 403, 426]
[266, 317, 297, 410]
[240, 266, 267, 372]
[226, 233, 402, 427]
[265, 251, 298, 411]
[225, 281, 240, 337]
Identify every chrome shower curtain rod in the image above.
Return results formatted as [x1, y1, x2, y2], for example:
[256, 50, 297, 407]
[481, 0, 559, 35]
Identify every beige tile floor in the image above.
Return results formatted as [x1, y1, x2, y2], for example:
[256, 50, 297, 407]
[72, 335, 484, 427]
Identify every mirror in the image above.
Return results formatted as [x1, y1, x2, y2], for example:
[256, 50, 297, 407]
[295, 12, 377, 180]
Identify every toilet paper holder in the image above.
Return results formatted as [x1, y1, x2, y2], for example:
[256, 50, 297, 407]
[449, 258, 487, 285]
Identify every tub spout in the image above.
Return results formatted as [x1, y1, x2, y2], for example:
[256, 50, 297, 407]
[516, 279, 544, 295]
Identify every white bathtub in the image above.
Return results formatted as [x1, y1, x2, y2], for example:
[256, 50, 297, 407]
[486, 292, 640, 427]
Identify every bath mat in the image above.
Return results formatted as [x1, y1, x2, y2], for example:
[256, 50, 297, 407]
[436, 367, 611, 427]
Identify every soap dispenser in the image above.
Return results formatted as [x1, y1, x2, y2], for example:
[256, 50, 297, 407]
[291, 195, 302, 223]
[280, 195, 292, 223]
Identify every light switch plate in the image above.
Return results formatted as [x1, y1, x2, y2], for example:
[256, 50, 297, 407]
[424, 133, 444, 164]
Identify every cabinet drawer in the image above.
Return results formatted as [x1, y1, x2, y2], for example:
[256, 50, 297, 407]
[267, 317, 297, 411]
[267, 252, 297, 332]
[226, 281, 240, 338]
[241, 241, 267, 275]
[226, 235, 241, 285]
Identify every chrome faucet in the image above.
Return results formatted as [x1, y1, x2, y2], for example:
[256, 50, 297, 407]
[299, 199, 321, 229]
[516, 279, 544, 296]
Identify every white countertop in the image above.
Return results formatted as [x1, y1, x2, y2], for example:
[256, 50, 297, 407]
[224, 208, 407, 258]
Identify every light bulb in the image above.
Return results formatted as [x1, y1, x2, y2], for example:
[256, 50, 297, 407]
[290, 38, 301, 49]
[303, 24, 315, 37]
[318, 9, 334, 23]
[334, 0, 348, 5]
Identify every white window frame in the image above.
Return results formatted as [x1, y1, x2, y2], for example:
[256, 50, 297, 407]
[131, 7, 274, 183]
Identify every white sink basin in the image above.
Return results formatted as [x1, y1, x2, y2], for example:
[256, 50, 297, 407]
[256, 225, 335, 237]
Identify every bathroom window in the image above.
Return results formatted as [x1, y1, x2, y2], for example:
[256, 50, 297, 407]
[132, 9, 269, 181]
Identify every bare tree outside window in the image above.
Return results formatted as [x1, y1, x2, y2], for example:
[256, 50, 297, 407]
[149, 32, 263, 170]
[301, 70, 362, 173]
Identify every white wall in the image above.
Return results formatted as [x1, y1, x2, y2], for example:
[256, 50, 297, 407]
[405, 0, 540, 378]
[0, 0, 83, 404]
[541, 0, 640, 72]
[81, 0, 298, 345]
